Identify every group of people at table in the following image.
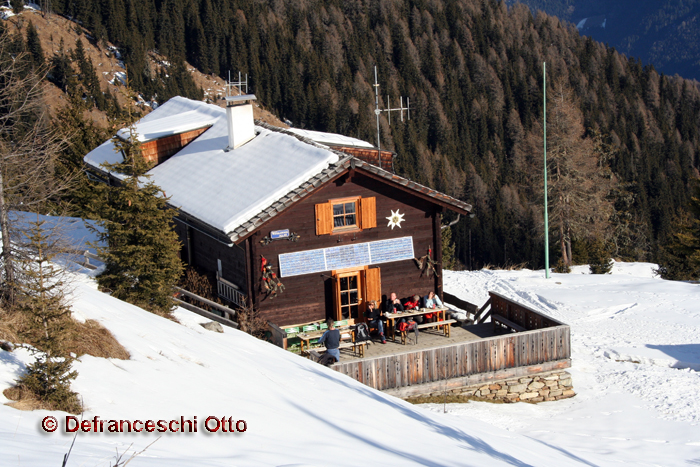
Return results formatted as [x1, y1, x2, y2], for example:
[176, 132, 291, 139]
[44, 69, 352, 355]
[317, 290, 443, 364]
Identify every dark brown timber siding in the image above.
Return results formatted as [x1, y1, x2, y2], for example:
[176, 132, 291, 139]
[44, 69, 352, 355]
[248, 172, 443, 326]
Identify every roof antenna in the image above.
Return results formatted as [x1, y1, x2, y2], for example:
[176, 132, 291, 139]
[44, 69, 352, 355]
[373, 65, 410, 171]
[226, 71, 249, 97]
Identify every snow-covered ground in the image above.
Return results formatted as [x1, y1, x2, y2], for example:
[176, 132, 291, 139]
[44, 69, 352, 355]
[435, 262, 700, 466]
[1, 256, 699, 466]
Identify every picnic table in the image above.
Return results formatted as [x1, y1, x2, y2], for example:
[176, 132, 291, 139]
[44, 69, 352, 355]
[297, 322, 355, 355]
[384, 306, 450, 343]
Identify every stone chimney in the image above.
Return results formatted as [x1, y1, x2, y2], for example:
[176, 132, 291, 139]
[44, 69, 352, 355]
[224, 94, 257, 151]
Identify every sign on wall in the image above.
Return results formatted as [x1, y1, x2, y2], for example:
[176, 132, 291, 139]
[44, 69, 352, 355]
[278, 236, 415, 277]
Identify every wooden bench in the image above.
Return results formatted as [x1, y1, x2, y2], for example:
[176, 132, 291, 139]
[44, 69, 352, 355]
[492, 314, 526, 332]
[399, 319, 457, 344]
[308, 340, 369, 359]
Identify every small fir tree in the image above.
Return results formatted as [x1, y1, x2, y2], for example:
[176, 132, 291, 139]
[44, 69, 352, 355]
[588, 238, 613, 274]
[91, 91, 183, 315]
[13, 217, 81, 413]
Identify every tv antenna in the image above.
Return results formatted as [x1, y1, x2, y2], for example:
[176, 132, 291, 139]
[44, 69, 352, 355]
[373, 66, 410, 170]
[227, 71, 248, 96]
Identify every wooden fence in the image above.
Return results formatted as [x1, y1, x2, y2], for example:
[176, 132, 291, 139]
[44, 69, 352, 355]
[331, 292, 570, 394]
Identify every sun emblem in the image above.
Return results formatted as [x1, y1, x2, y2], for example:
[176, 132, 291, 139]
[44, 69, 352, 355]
[386, 209, 405, 230]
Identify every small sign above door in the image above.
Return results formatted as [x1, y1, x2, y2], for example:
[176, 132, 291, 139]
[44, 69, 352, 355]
[270, 229, 290, 239]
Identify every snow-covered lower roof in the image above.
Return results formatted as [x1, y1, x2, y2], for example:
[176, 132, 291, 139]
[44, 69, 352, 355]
[286, 128, 374, 149]
[84, 97, 340, 235]
[116, 110, 217, 142]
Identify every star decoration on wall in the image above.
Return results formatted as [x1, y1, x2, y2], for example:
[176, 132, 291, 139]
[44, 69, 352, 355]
[386, 209, 405, 230]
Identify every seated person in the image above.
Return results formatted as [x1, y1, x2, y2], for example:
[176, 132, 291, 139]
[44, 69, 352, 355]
[317, 318, 341, 364]
[364, 300, 386, 344]
[424, 291, 443, 309]
[402, 294, 424, 324]
[423, 291, 443, 322]
[403, 294, 421, 310]
[384, 292, 404, 314]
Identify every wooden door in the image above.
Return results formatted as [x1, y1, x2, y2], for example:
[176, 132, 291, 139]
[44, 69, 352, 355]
[336, 271, 362, 321]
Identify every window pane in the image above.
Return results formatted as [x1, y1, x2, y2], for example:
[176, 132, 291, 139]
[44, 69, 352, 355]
[333, 204, 344, 216]
[345, 214, 356, 226]
[344, 202, 355, 213]
[348, 275, 357, 289]
[340, 291, 349, 306]
[334, 216, 345, 227]
[341, 308, 350, 319]
[349, 290, 358, 304]
[350, 305, 358, 320]
[340, 277, 348, 290]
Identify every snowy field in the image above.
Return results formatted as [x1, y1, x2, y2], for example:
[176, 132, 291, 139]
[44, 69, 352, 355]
[0, 253, 699, 465]
[437, 263, 700, 466]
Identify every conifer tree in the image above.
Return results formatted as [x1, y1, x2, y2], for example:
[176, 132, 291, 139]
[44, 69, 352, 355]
[588, 238, 613, 274]
[13, 216, 81, 414]
[656, 181, 700, 280]
[91, 90, 183, 315]
[25, 21, 44, 69]
[441, 226, 457, 270]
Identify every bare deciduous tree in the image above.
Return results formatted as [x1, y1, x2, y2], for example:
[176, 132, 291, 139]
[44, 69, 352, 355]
[0, 33, 73, 306]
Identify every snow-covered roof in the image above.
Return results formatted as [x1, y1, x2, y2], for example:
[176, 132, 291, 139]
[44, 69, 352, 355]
[85, 96, 471, 241]
[84, 97, 340, 235]
[116, 110, 216, 142]
[286, 128, 374, 149]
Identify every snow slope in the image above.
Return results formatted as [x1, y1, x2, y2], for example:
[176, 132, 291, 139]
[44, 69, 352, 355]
[2, 257, 699, 465]
[2, 275, 594, 466]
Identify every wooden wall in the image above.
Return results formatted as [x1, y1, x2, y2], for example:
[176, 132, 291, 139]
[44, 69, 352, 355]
[246, 172, 443, 326]
[489, 291, 565, 329]
[174, 220, 247, 290]
[333, 147, 394, 172]
[142, 127, 209, 166]
[332, 326, 571, 392]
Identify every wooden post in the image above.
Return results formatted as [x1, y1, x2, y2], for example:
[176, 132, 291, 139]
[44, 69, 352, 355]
[433, 208, 443, 300]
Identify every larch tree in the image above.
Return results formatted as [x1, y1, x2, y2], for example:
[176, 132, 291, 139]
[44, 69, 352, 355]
[90, 89, 183, 315]
[526, 81, 615, 268]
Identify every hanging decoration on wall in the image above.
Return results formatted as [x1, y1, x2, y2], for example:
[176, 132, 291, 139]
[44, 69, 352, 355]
[414, 246, 440, 279]
[260, 255, 285, 298]
[386, 209, 405, 230]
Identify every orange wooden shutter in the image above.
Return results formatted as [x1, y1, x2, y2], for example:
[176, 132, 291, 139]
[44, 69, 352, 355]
[315, 201, 333, 235]
[359, 197, 377, 229]
[364, 267, 381, 306]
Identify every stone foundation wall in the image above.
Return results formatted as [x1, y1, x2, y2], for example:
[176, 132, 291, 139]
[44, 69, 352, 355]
[424, 370, 575, 403]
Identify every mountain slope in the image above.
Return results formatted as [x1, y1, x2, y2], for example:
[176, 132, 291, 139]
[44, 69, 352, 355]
[1, 270, 591, 466]
[509, 0, 700, 80]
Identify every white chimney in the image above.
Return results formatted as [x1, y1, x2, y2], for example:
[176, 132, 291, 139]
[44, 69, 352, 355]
[225, 94, 257, 151]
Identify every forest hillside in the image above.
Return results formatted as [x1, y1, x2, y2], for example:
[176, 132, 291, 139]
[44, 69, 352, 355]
[7, 0, 700, 269]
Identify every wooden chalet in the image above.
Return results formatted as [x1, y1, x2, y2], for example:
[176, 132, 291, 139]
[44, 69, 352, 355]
[84, 96, 573, 398]
[84, 95, 471, 327]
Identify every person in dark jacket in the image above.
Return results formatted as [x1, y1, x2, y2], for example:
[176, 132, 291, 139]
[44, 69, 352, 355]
[365, 300, 386, 344]
[384, 292, 404, 313]
[317, 318, 341, 363]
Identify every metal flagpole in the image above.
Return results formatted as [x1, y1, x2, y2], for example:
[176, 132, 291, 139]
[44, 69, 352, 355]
[543, 62, 550, 279]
